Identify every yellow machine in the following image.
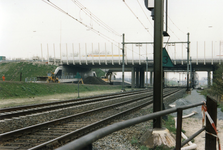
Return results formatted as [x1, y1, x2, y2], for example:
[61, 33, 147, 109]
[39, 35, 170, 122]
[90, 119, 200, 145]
[37, 72, 59, 83]
[101, 72, 112, 83]
[78, 78, 84, 84]
[47, 72, 59, 83]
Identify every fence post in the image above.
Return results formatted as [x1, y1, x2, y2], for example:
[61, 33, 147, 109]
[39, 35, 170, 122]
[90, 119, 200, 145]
[205, 96, 217, 150]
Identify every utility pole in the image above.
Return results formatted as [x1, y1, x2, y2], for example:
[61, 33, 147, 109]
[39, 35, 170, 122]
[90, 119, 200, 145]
[122, 34, 125, 91]
[187, 33, 190, 92]
[190, 57, 192, 88]
[146, 57, 148, 89]
[153, 0, 164, 129]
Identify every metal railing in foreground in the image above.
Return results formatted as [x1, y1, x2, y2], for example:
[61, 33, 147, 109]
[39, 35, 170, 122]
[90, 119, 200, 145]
[56, 96, 218, 150]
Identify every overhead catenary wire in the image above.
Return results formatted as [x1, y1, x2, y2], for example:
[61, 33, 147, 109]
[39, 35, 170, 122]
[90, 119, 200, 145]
[136, 0, 153, 27]
[123, 0, 152, 37]
[43, 0, 151, 59]
[71, 0, 121, 37]
[42, 0, 120, 48]
[168, 14, 186, 35]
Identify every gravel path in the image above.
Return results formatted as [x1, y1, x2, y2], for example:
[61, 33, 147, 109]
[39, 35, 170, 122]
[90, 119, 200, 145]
[93, 90, 223, 150]
[172, 90, 223, 150]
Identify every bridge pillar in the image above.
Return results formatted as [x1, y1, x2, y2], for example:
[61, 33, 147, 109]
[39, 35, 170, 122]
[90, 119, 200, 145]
[131, 67, 135, 89]
[140, 68, 145, 88]
[208, 71, 211, 88]
[150, 71, 153, 86]
[136, 68, 140, 88]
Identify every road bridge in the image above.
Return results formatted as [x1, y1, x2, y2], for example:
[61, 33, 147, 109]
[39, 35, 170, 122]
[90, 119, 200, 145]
[51, 56, 222, 88]
[44, 40, 222, 88]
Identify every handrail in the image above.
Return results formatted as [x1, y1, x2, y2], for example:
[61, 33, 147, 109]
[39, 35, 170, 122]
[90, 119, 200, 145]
[56, 101, 205, 150]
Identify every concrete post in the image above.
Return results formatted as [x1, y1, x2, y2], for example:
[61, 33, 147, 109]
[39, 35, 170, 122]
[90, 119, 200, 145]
[136, 68, 139, 88]
[131, 67, 135, 89]
[140, 68, 145, 88]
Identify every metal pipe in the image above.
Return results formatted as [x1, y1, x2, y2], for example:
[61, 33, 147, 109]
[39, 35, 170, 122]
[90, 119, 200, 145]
[176, 109, 182, 150]
[180, 127, 206, 148]
[187, 33, 190, 91]
[60, 43, 62, 64]
[146, 57, 148, 89]
[153, 0, 164, 128]
[123, 41, 188, 44]
[166, 0, 168, 32]
[122, 34, 125, 91]
[56, 102, 204, 150]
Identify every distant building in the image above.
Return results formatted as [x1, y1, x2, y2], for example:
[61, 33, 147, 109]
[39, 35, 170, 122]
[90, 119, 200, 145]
[0, 56, 6, 61]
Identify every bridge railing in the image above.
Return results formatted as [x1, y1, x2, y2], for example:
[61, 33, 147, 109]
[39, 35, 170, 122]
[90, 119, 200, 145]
[56, 96, 218, 150]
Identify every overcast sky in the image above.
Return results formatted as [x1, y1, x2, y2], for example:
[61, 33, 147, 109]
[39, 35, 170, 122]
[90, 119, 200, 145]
[1, 0, 223, 60]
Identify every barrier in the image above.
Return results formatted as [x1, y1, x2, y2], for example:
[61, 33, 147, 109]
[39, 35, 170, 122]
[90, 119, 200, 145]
[56, 96, 219, 150]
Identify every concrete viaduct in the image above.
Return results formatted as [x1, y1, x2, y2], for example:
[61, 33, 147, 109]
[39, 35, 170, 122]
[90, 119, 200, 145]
[51, 57, 222, 88]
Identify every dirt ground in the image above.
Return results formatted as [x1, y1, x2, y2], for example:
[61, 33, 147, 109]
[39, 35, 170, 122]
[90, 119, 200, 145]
[182, 118, 223, 150]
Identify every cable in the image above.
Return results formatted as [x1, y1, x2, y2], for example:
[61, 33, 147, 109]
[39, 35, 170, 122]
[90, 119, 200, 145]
[71, 0, 121, 37]
[42, 0, 120, 46]
[167, 14, 186, 35]
[136, 0, 153, 27]
[123, 1, 152, 37]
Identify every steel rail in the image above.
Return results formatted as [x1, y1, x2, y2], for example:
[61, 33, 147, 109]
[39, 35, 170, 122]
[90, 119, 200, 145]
[0, 89, 181, 150]
[0, 89, 146, 113]
[57, 101, 204, 150]
[0, 90, 150, 120]
[28, 89, 181, 150]
[0, 90, 156, 142]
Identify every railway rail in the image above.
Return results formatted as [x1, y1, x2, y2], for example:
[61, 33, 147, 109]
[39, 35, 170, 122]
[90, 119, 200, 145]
[0, 88, 184, 150]
[0, 89, 147, 120]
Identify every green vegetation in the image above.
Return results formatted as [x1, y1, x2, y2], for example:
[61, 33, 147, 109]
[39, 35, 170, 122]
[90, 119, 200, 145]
[0, 62, 57, 81]
[0, 82, 121, 99]
[162, 115, 176, 135]
[131, 137, 138, 145]
[211, 65, 223, 96]
[197, 89, 209, 97]
[140, 145, 149, 150]
[0, 62, 105, 82]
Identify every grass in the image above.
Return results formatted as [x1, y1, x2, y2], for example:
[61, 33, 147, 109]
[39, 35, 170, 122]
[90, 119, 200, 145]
[162, 115, 176, 135]
[0, 81, 122, 99]
[0, 62, 57, 81]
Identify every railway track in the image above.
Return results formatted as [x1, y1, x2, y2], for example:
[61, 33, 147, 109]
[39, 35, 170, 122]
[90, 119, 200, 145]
[0, 89, 147, 120]
[0, 88, 184, 150]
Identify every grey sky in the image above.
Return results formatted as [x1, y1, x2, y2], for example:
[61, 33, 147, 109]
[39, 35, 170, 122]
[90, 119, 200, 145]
[1, 0, 223, 59]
